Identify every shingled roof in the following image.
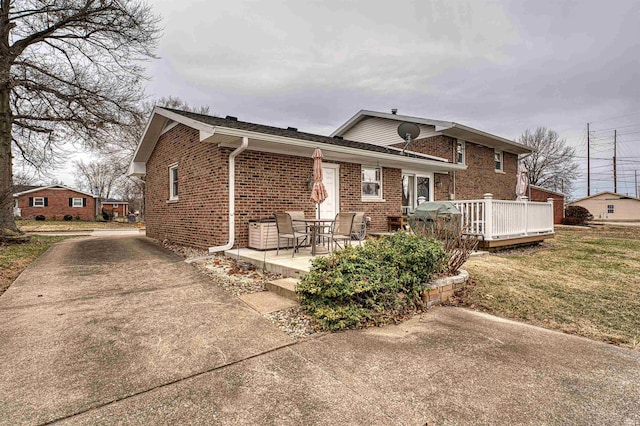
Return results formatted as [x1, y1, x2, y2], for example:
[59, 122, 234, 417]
[163, 108, 449, 162]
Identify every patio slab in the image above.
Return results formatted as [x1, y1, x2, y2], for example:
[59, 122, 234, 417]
[225, 248, 313, 277]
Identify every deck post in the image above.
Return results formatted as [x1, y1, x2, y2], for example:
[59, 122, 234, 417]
[483, 193, 493, 240]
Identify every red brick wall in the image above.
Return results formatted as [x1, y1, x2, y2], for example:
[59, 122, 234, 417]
[18, 189, 96, 220]
[394, 135, 519, 200]
[101, 203, 128, 217]
[529, 186, 564, 224]
[145, 124, 402, 249]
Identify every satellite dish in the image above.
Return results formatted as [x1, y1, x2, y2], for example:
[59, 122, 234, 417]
[397, 122, 420, 153]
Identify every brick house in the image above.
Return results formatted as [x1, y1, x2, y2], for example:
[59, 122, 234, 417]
[331, 110, 531, 207]
[13, 184, 97, 220]
[100, 199, 129, 218]
[130, 107, 532, 250]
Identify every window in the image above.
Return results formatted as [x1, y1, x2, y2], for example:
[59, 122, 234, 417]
[607, 204, 614, 214]
[169, 163, 179, 200]
[494, 150, 503, 172]
[362, 166, 382, 200]
[113, 204, 118, 208]
[33, 197, 45, 207]
[72, 198, 83, 207]
[456, 139, 465, 164]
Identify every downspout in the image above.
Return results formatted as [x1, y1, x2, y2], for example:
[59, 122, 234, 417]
[208, 136, 249, 253]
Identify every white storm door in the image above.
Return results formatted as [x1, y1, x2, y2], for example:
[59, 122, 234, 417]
[318, 164, 339, 219]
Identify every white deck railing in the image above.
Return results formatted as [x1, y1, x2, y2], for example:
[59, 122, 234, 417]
[454, 193, 554, 241]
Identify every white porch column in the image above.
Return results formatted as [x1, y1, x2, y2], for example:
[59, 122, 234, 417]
[483, 193, 493, 240]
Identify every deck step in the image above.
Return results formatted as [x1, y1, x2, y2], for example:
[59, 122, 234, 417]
[239, 291, 298, 314]
[265, 277, 299, 301]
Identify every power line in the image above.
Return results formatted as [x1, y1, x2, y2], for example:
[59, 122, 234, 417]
[591, 123, 640, 132]
[589, 111, 640, 124]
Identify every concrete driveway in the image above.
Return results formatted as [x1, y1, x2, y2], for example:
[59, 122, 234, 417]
[1, 236, 639, 425]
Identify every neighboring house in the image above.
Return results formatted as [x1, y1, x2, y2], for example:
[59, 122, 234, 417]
[129, 107, 534, 250]
[101, 199, 129, 218]
[570, 192, 640, 221]
[528, 185, 565, 224]
[14, 184, 97, 220]
[331, 110, 531, 208]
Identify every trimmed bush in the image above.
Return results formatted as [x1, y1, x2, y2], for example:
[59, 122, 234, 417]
[63, 214, 73, 221]
[564, 205, 593, 225]
[35, 215, 45, 221]
[75, 214, 81, 221]
[297, 232, 446, 331]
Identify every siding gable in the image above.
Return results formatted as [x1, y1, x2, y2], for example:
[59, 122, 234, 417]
[341, 117, 438, 147]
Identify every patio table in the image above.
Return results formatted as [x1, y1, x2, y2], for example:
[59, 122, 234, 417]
[293, 218, 334, 256]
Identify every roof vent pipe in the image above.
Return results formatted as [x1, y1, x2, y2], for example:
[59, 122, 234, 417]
[208, 136, 249, 253]
[391, 108, 398, 115]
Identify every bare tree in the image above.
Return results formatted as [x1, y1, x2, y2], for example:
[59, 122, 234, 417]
[74, 158, 125, 199]
[0, 0, 160, 237]
[518, 127, 580, 194]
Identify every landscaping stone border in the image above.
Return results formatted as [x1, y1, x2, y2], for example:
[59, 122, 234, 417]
[422, 270, 469, 307]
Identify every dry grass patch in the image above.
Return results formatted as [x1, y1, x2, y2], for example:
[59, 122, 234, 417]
[457, 225, 640, 349]
[0, 236, 71, 295]
[18, 220, 139, 232]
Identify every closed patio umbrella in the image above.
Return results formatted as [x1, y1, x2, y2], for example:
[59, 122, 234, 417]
[310, 148, 328, 211]
[516, 162, 529, 200]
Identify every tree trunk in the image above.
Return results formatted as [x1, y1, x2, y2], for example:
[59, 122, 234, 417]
[0, 1, 18, 235]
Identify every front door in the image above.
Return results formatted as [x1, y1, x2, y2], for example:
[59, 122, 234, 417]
[318, 164, 339, 219]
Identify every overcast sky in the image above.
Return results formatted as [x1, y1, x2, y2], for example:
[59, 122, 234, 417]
[56, 0, 640, 198]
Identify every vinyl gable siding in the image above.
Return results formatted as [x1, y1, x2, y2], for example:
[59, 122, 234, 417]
[341, 117, 438, 147]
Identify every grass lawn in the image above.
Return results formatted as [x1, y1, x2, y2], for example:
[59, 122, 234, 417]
[18, 219, 140, 232]
[458, 225, 640, 350]
[0, 236, 71, 295]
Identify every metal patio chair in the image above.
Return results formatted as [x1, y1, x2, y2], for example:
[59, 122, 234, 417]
[350, 212, 366, 245]
[319, 212, 355, 252]
[273, 212, 311, 257]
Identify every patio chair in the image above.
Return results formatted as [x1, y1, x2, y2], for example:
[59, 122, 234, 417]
[273, 212, 311, 257]
[350, 212, 366, 245]
[285, 211, 308, 234]
[319, 212, 355, 252]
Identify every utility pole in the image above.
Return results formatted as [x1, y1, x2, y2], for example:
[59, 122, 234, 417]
[636, 170, 638, 198]
[587, 123, 591, 196]
[613, 129, 617, 193]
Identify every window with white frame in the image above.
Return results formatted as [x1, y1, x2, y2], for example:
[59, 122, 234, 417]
[72, 198, 83, 207]
[494, 150, 503, 171]
[33, 197, 45, 207]
[456, 139, 465, 164]
[169, 164, 179, 200]
[607, 204, 614, 214]
[362, 166, 382, 200]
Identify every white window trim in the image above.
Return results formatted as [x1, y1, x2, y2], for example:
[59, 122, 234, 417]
[72, 198, 83, 208]
[361, 165, 384, 201]
[168, 163, 179, 201]
[494, 150, 504, 173]
[456, 139, 466, 165]
[33, 197, 45, 207]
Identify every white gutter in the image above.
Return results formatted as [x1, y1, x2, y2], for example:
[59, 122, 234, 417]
[208, 136, 249, 253]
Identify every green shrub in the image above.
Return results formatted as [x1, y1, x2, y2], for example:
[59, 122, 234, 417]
[95, 214, 106, 222]
[14, 216, 23, 221]
[35, 215, 45, 221]
[297, 232, 446, 331]
[63, 214, 73, 221]
[50, 215, 57, 221]
[75, 214, 81, 221]
[564, 205, 593, 225]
